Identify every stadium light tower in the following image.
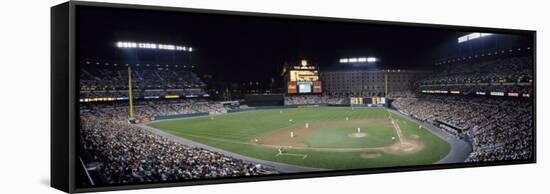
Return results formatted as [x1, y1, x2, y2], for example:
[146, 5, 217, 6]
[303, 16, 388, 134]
[115, 41, 193, 52]
[457, 32, 492, 43]
[127, 65, 135, 122]
[339, 56, 378, 64]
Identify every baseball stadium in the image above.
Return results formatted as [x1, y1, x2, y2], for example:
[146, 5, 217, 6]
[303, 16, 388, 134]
[76, 6, 534, 187]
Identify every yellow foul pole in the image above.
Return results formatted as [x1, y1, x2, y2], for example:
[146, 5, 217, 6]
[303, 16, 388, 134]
[128, 66, 134, 119]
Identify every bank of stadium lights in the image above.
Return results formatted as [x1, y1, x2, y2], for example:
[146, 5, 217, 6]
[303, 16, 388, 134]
[84, 60, 189, 69]
[339, 57, 377, 64]
[436, 46, 530, 65]
[116, 41, 193, 52]
[457, 32, 492, 43]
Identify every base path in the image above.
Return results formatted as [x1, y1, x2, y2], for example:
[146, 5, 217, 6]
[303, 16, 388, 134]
[138, 124, 324, 173]
[391, 119, 405, 144]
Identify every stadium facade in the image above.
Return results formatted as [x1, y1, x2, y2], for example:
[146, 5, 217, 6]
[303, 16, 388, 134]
[320, 70, 429, 96]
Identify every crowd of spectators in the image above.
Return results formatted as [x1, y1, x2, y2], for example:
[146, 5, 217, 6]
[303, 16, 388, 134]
[80, 62, 207, 98]
[81, 99, 229, 122]
[80, 101, 277, 185]
[284, 95, 347, 105]
[419, 56, 533, 85]
[391, 94, 533, 162]
[385, 91, 417, 99]
[419, 84, 532, 95]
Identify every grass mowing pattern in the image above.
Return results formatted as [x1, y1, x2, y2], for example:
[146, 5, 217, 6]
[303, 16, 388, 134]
[148, 107, 450, 170]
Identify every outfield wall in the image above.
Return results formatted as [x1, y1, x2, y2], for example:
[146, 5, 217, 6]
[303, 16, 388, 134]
[154, 112, 209, 120]
[245, 94, 284, 106]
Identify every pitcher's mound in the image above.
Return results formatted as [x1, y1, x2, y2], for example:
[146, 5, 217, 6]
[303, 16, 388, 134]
[348, 132, 367, 138]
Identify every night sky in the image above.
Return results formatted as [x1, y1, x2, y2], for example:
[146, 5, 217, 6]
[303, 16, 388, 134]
[77, 6, 531, 85]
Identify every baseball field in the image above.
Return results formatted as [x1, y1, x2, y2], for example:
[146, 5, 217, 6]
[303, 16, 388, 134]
[147, 107, 451, 170]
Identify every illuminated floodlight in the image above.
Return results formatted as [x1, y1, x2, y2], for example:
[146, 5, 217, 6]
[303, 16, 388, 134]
[175, 46, 187, 51]
[458, 32, 493, 43]
[366, 57, 377, 63]
[301, 59, 308, 66]
[116, 41, 137, 48]
[468, 32, 481, 40]
[458, 36, 468, 43]
[116, 41, 192, 52]
[340, 57, 377, 63]
[189, 47, 193, 52]
[158, 44, 175, 50]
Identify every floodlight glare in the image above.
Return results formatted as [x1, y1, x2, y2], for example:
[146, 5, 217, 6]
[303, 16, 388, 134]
[301, 59, 308, 66]
[458, 36, 468, 43]
[457, 32, 493, 43]
[468, 33, 481, 40]
[340, 57, 377, 63]
[115, 41, 192, 52]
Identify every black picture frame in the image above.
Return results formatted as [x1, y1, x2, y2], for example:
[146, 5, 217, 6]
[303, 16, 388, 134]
[51, 1, 536, 193]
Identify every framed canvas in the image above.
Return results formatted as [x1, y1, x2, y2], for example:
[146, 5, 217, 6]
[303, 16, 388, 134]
[51, 1, 536, 193]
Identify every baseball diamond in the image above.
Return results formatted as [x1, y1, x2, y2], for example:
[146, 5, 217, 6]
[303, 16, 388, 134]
[147, 107, 453, 170]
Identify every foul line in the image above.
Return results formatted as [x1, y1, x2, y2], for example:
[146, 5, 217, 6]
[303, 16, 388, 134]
[391, 119, 405, 144]
[275, 152, 308, 159]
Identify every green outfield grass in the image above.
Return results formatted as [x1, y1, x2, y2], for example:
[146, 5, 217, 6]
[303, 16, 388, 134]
[147, 107, 450, 170]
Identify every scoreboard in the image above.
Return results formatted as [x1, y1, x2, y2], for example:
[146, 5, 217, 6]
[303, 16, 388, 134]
[288, 80, 322, 94]
[351, 97, 386, 106]
[286, 60, 322, 94]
